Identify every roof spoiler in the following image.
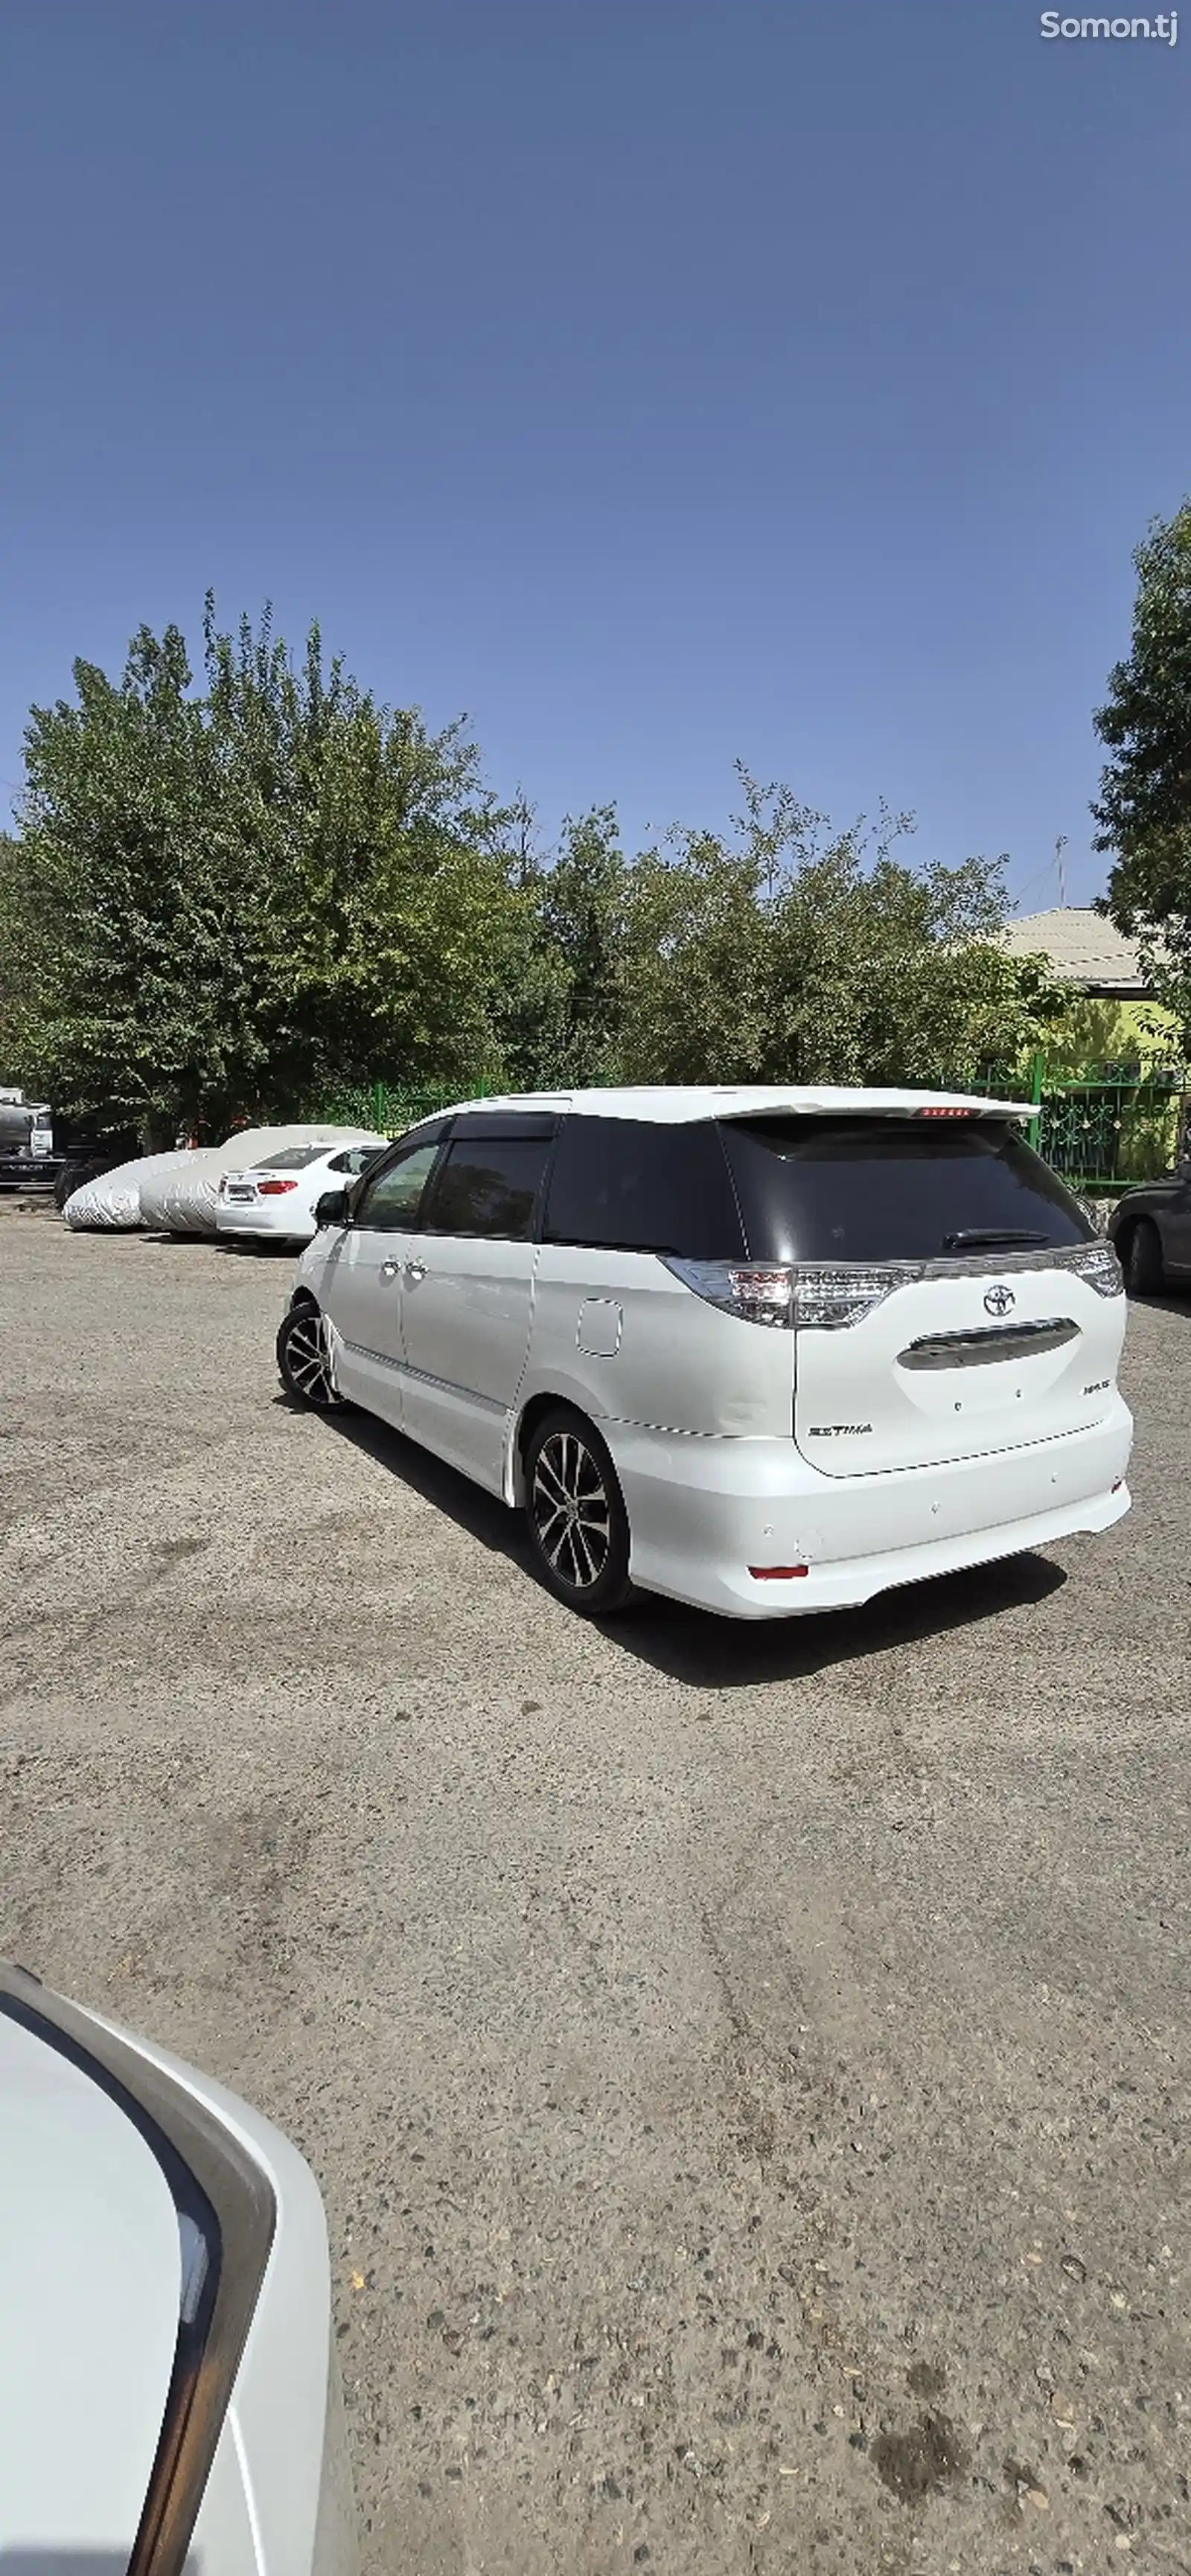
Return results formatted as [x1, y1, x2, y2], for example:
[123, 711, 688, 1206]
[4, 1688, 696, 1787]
[715, 1097, 1038, 1122]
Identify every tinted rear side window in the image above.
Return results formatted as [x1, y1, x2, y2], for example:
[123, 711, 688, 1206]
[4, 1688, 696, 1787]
[424, 1136, 551, 1240]
[718, 1117, 1093, 1263]
[543, 1117, 746, 1257]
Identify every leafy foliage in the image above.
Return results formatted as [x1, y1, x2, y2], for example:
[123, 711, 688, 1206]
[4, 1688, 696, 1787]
[496, 807, 628, 1089]
[1094, 499, 1191, 1030]
[0, 833, 36, 1081]
[0, 612, 1063, 1131]
[607, 770, 1062, 1088]
[5, 602, 520, 1138]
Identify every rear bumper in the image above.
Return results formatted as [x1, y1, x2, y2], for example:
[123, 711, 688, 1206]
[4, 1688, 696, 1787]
[603, 1397, 1134, 1619]
[216, 1202, 314, 1241]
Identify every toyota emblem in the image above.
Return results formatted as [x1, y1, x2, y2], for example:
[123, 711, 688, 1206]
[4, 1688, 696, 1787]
[984, 1284, 1015, 1318]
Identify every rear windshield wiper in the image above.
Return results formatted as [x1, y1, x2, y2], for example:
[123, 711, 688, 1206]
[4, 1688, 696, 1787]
[942, 1227, 1050, 1252]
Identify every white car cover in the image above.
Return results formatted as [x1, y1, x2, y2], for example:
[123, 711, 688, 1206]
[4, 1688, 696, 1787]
[62, 1149, 199, 1231]
[140, 1125, 379, 1235]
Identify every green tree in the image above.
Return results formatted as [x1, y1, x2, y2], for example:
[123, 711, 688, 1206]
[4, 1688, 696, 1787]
[12, 624, 226, 1143]
[610, 769, 1062, 1089]
[4, 602, 521, 1139]
[1093, 499, 1191, 1032]
[482, 800, 572, 1092]
[492, 806, 629, 1089]
[532, 807, 628, 1083]
[0, 832, 36, 1080]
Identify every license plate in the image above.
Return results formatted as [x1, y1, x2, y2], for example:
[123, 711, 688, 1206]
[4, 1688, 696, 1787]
[228, 1187, 255, 1202]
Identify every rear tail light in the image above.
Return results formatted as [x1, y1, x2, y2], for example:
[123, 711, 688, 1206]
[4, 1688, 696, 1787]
[916, 1106, 975, 1119]
[257, 1178, 299, 1196]
[664, 1236, 1120, 1327]
[786, 1266, 904, 1328]
[1068, 1244, 1124, 1298]
[665, 1262, 796, 1327]
[662, 1258, 900, 1331]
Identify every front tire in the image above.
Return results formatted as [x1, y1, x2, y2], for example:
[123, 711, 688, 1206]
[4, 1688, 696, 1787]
[276, 1301, 345, 1409]
[523, 1406, 634, 1616]
[1122, 1218, 1164, 1296]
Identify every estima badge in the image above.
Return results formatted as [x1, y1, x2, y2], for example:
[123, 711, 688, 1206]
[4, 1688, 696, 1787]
[983, 1284, 1016, 1318]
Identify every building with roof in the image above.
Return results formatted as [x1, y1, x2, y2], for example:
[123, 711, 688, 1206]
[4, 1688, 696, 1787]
[994, 906, 1187, 1192]
[1000, 907, 1150, 999]
[998, 904, 1182, 1084]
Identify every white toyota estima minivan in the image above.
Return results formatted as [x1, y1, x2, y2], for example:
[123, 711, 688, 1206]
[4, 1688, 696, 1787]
[277, 1086, 1132, 1621]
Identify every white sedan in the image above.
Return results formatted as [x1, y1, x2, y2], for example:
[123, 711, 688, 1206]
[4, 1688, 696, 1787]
[215, 1136, 388, 1246]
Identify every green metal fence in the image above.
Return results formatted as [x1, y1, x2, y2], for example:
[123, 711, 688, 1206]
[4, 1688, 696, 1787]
[309, 1077, 491, 1135]
[1025, 1055, 1190, 1193]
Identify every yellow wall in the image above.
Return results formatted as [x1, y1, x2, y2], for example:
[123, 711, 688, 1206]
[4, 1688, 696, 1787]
[1041, 994, 1182, 1077]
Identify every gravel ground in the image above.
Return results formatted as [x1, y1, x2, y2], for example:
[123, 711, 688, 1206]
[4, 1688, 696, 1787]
[1, 1201, 1190, 2576]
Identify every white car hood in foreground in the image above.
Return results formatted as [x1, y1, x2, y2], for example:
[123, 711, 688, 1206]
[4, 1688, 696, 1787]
[0, 2013, 181, 2557]
[0, 1981, 352, 2574]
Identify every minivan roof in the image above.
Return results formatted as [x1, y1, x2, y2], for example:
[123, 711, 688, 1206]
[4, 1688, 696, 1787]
[435, 1084, 1035, 1124]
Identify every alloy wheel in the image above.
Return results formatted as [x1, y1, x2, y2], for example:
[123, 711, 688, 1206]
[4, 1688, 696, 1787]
[531, 1428, 613, 1592]
[281, 1306, 340, 1407]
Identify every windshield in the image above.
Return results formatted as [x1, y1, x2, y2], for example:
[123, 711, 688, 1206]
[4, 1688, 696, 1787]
[717, 1115, 1093, 1263]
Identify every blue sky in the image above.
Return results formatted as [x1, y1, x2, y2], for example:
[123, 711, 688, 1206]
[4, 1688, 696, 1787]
[1, 0, 1187, 909]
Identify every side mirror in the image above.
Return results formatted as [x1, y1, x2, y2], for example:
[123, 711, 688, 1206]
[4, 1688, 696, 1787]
[313, 1187, 350, 1230]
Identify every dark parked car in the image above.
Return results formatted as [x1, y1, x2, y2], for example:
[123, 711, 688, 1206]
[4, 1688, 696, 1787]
[1109, 1163, 1191, 1293]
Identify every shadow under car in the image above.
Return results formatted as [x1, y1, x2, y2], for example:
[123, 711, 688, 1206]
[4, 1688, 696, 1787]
[275, 1391, 1069, 1689]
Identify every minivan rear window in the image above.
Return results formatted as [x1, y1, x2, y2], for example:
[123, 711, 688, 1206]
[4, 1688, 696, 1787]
[718, 1117, 1093, 1263]
[543, 1116, 746, 1257]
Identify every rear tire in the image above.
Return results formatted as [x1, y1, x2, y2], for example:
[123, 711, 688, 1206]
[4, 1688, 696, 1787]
[523, 1405, 635, 1617]
[276, 1300, 345, 1409]
[1122, 1218, 1164, 1296]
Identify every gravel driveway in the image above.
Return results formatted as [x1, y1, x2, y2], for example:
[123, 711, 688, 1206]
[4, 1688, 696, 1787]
[1, 1202, 1189, 2576]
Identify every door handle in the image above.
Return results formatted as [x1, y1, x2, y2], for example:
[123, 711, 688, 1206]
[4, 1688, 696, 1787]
[404, 1260, 427, 1285]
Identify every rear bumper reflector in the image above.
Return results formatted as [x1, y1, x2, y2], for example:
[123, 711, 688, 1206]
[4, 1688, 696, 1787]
[748, 1565, 809, 1580]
